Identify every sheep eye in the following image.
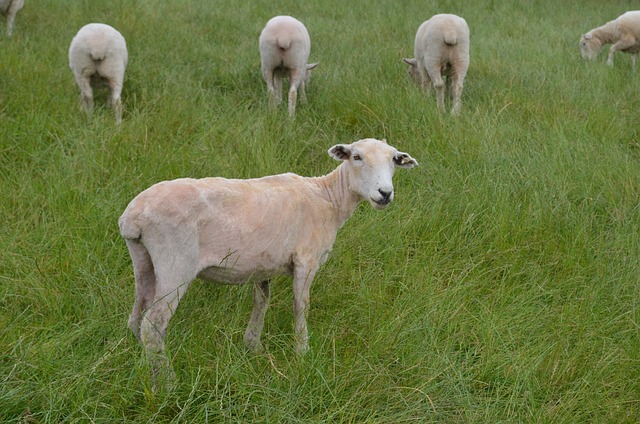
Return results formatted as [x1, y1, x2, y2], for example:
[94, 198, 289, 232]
[352, 154, 362, 161]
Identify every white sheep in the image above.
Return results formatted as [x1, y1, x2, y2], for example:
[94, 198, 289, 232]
[0, 0, 24, 36]
[68, 23, 128, 124]
[403, 14, 470, 115]
[119, 138, 417, 385]
[259, 15, 318, 117]
[580, 11, 640, 70]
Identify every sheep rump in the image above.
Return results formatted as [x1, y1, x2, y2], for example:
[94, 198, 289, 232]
[68, 23, 128, 124]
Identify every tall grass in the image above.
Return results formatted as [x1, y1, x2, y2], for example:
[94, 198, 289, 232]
[1, 0, 639, 422]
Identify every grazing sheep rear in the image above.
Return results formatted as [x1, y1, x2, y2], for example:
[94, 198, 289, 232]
[68, 23, 128, 124]
[580, 10, 640, 70]
[259, 15, 318, 117]
[403, 14, 470, 115]
[119, 138, 417, 387]
[0, 0, 24, 36]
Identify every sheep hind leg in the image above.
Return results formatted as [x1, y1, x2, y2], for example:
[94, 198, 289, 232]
[107, 78, 124, 124]
[263, 68, 280, 108]
[432, 74, 446, 112]
[5, 12, 16, 36]
[140, 275, 194, 391]
[288, 69, 304, 117]
[75, 76, 94, 118]
[125, 239, 156, 341]
[243, 280, 270, 353]
[5, 1, 20, 36]
[450, 71, 466, 116]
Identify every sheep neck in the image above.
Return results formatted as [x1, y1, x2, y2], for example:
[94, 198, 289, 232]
[591, 20, 617, 45]
[312, 162, 362, 227]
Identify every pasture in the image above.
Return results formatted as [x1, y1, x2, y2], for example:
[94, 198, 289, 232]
[1, 0, 639, 422]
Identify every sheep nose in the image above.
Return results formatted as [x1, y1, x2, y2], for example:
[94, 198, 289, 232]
[378, 189, 392, 203]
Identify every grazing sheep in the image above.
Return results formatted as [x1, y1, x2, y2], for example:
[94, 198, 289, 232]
[403, 14, 470, 115]
[0, 0, 24, 36]
[68, 23, 128, 124]
[259, 15, 318, 117]
[580, 10, 640, 69]
[119, 138, 417, 385]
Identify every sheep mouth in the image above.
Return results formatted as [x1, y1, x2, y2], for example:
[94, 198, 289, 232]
[371, 198, 392, 210]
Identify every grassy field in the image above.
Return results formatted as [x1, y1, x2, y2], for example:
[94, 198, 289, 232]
[2, 0, 639, 422]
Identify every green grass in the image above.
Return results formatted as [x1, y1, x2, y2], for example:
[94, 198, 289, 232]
[2, 0, 640, 422]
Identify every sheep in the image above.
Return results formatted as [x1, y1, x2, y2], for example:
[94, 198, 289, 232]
[68, 23, 128, 124]
[0, 0, 24, 36]
[403, 14, 470, 115]
[580, 11, 640, 70]
[259, 15, 318, 117]
[119, 138, 417, 386]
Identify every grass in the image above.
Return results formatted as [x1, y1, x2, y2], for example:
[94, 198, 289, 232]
[1, 0, 640, 422]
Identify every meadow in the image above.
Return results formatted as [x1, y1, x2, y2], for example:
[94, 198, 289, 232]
[1, 0, 639, 422]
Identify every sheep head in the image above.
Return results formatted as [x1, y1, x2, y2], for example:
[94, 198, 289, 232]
[329, 138, 418, 210]
[580, 33, 602, 60]
[403, 58, 421, 85]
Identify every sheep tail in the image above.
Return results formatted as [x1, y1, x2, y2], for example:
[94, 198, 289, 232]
[118, 214, 141, 240]
[276, 36, 292, 50]
[443, 30, 458, 46]
[90, 49, 107, 62]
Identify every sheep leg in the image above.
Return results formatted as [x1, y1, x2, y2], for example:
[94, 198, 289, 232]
[288, 69, 304, 117]
[451, 68, 467, 116]
[126, 239, 157, 340]
[430, 71, 446, 112]
[243, 280, 270, 352]
[5, 2, 20, 36]
[417, 63, 432, 93]
[632, 53, 638, 71]
[292, 263, 318, 353]
[263, 67, 279, 108]
[607, 36, 636, 66]
[273, 74, 283, 103]
[107, 78, 124, 125]
[140, 276, 193, 390]
[299, 80, 307, 104]
[75, 75, 94, 117]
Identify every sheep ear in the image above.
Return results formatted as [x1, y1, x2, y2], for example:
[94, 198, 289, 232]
[394, 152, 418, 168]
[584, 34, 592, 40]
[403, 58, 418, 67]
[328, 144, 351, 161]
[307, 62, 319, 70]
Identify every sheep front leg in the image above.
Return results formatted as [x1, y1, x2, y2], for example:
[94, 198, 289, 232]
[417, 64, 432, 94]
[292, 263, 318, 354]
[607, 36, 636, 67]
[243, 280, 270, 353]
